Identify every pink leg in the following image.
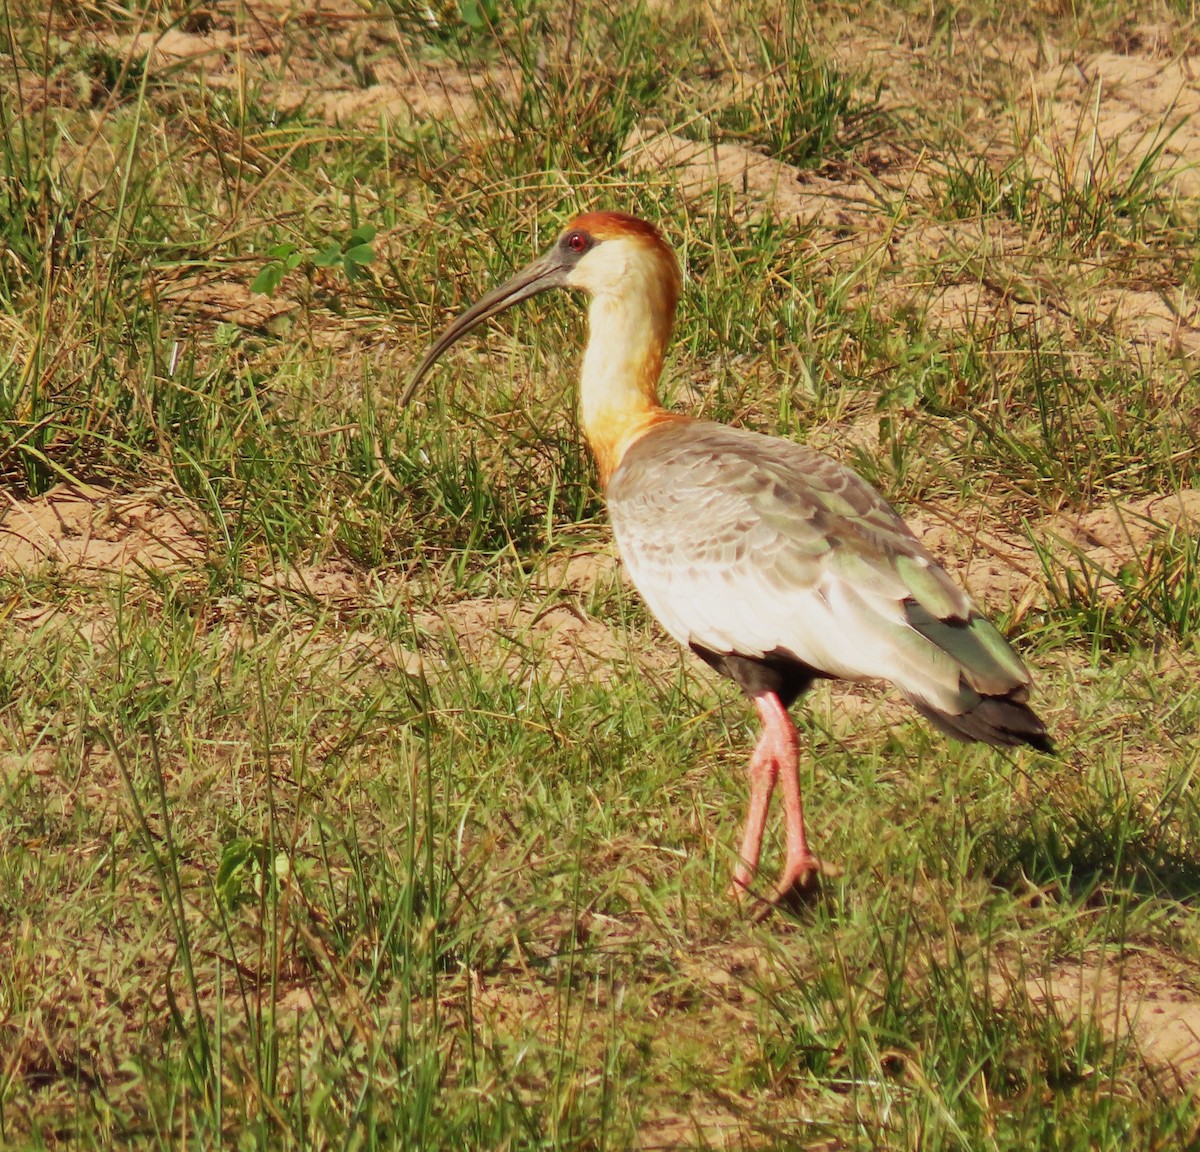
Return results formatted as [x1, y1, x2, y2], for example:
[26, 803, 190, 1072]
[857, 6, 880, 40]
[729, 729, 778, 893]
[759, 693, 823, 901]
[729, 692, 828, 906]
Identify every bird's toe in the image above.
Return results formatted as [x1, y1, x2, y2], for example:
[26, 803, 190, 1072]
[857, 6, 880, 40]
[753, 857, 840, 920]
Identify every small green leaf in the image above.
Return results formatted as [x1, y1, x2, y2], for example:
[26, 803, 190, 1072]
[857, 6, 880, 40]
[216, 838, 252, 888]
[268, 242, 298, 259]
[348, 223, 376, 245]
[343, 243, 376, 266]
[250, 264, 283, 296]
[216, 837, 256, 906]
[311, 240, 342, 268]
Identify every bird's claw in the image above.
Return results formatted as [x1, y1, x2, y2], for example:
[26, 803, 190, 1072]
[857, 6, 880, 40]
[729, 856, 841, 921]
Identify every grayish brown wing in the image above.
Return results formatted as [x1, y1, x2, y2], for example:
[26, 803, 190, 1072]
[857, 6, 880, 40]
[606, 419, 1036, 729]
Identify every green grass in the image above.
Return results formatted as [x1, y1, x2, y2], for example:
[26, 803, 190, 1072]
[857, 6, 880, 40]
[3, 0, 1200, 1148]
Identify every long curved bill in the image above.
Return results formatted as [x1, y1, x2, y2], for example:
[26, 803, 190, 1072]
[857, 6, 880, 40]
[401, 249, 569, 405]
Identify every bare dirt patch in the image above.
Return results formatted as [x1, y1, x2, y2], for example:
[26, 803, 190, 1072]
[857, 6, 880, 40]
[1086, 287, 1200, 357]
[154, 275, 299, 332]
[1032, 51, 1200, 199]
[87, 13, 501, 130]
[416, 595, 634, 685]
[1037, 488, 1200, 614]
[0, 484, 206, 578]
[94, 27, 241, 65]
[535, 545, 624, 595]
[257, 558, 373, 604]
[872, 200, 1200, 355]
[274, 60, 494, 127]
[1047, 488, 1200, 567]
[250, 553, 637, 686]
[906, 508, 1049, 609]
[997, 948, 1200, 1085]
[906, 487, 1200, 614]
[622, 127, 908, 260]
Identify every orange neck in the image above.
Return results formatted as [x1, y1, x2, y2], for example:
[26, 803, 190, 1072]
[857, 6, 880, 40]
[578, 284, 677, 487]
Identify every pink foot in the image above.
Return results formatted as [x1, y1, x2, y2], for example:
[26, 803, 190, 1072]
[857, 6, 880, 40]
[729, 856, 841, 918]
[771, 853, 840, 899]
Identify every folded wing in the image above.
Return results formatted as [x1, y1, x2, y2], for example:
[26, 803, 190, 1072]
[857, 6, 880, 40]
[607, 420, 1050, 751]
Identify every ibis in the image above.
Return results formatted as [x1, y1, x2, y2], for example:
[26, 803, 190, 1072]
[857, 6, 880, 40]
[405, 211, 1052, 908]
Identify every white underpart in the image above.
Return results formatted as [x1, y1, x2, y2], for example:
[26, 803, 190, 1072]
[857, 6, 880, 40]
[615, 529, 970, 708]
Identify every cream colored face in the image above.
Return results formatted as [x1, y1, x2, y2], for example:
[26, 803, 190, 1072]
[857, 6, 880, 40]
[563, 235, 679, 305]
[563, 237, 639, 293]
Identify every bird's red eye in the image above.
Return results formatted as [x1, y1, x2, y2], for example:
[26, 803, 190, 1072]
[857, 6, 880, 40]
[566, 231, 588, 253]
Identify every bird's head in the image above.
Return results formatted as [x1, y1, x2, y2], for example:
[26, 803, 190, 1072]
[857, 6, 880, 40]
[402, 212, 680, 403]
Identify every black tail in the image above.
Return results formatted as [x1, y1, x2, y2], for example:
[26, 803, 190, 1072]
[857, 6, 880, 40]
[909, 694, 1055, 754]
